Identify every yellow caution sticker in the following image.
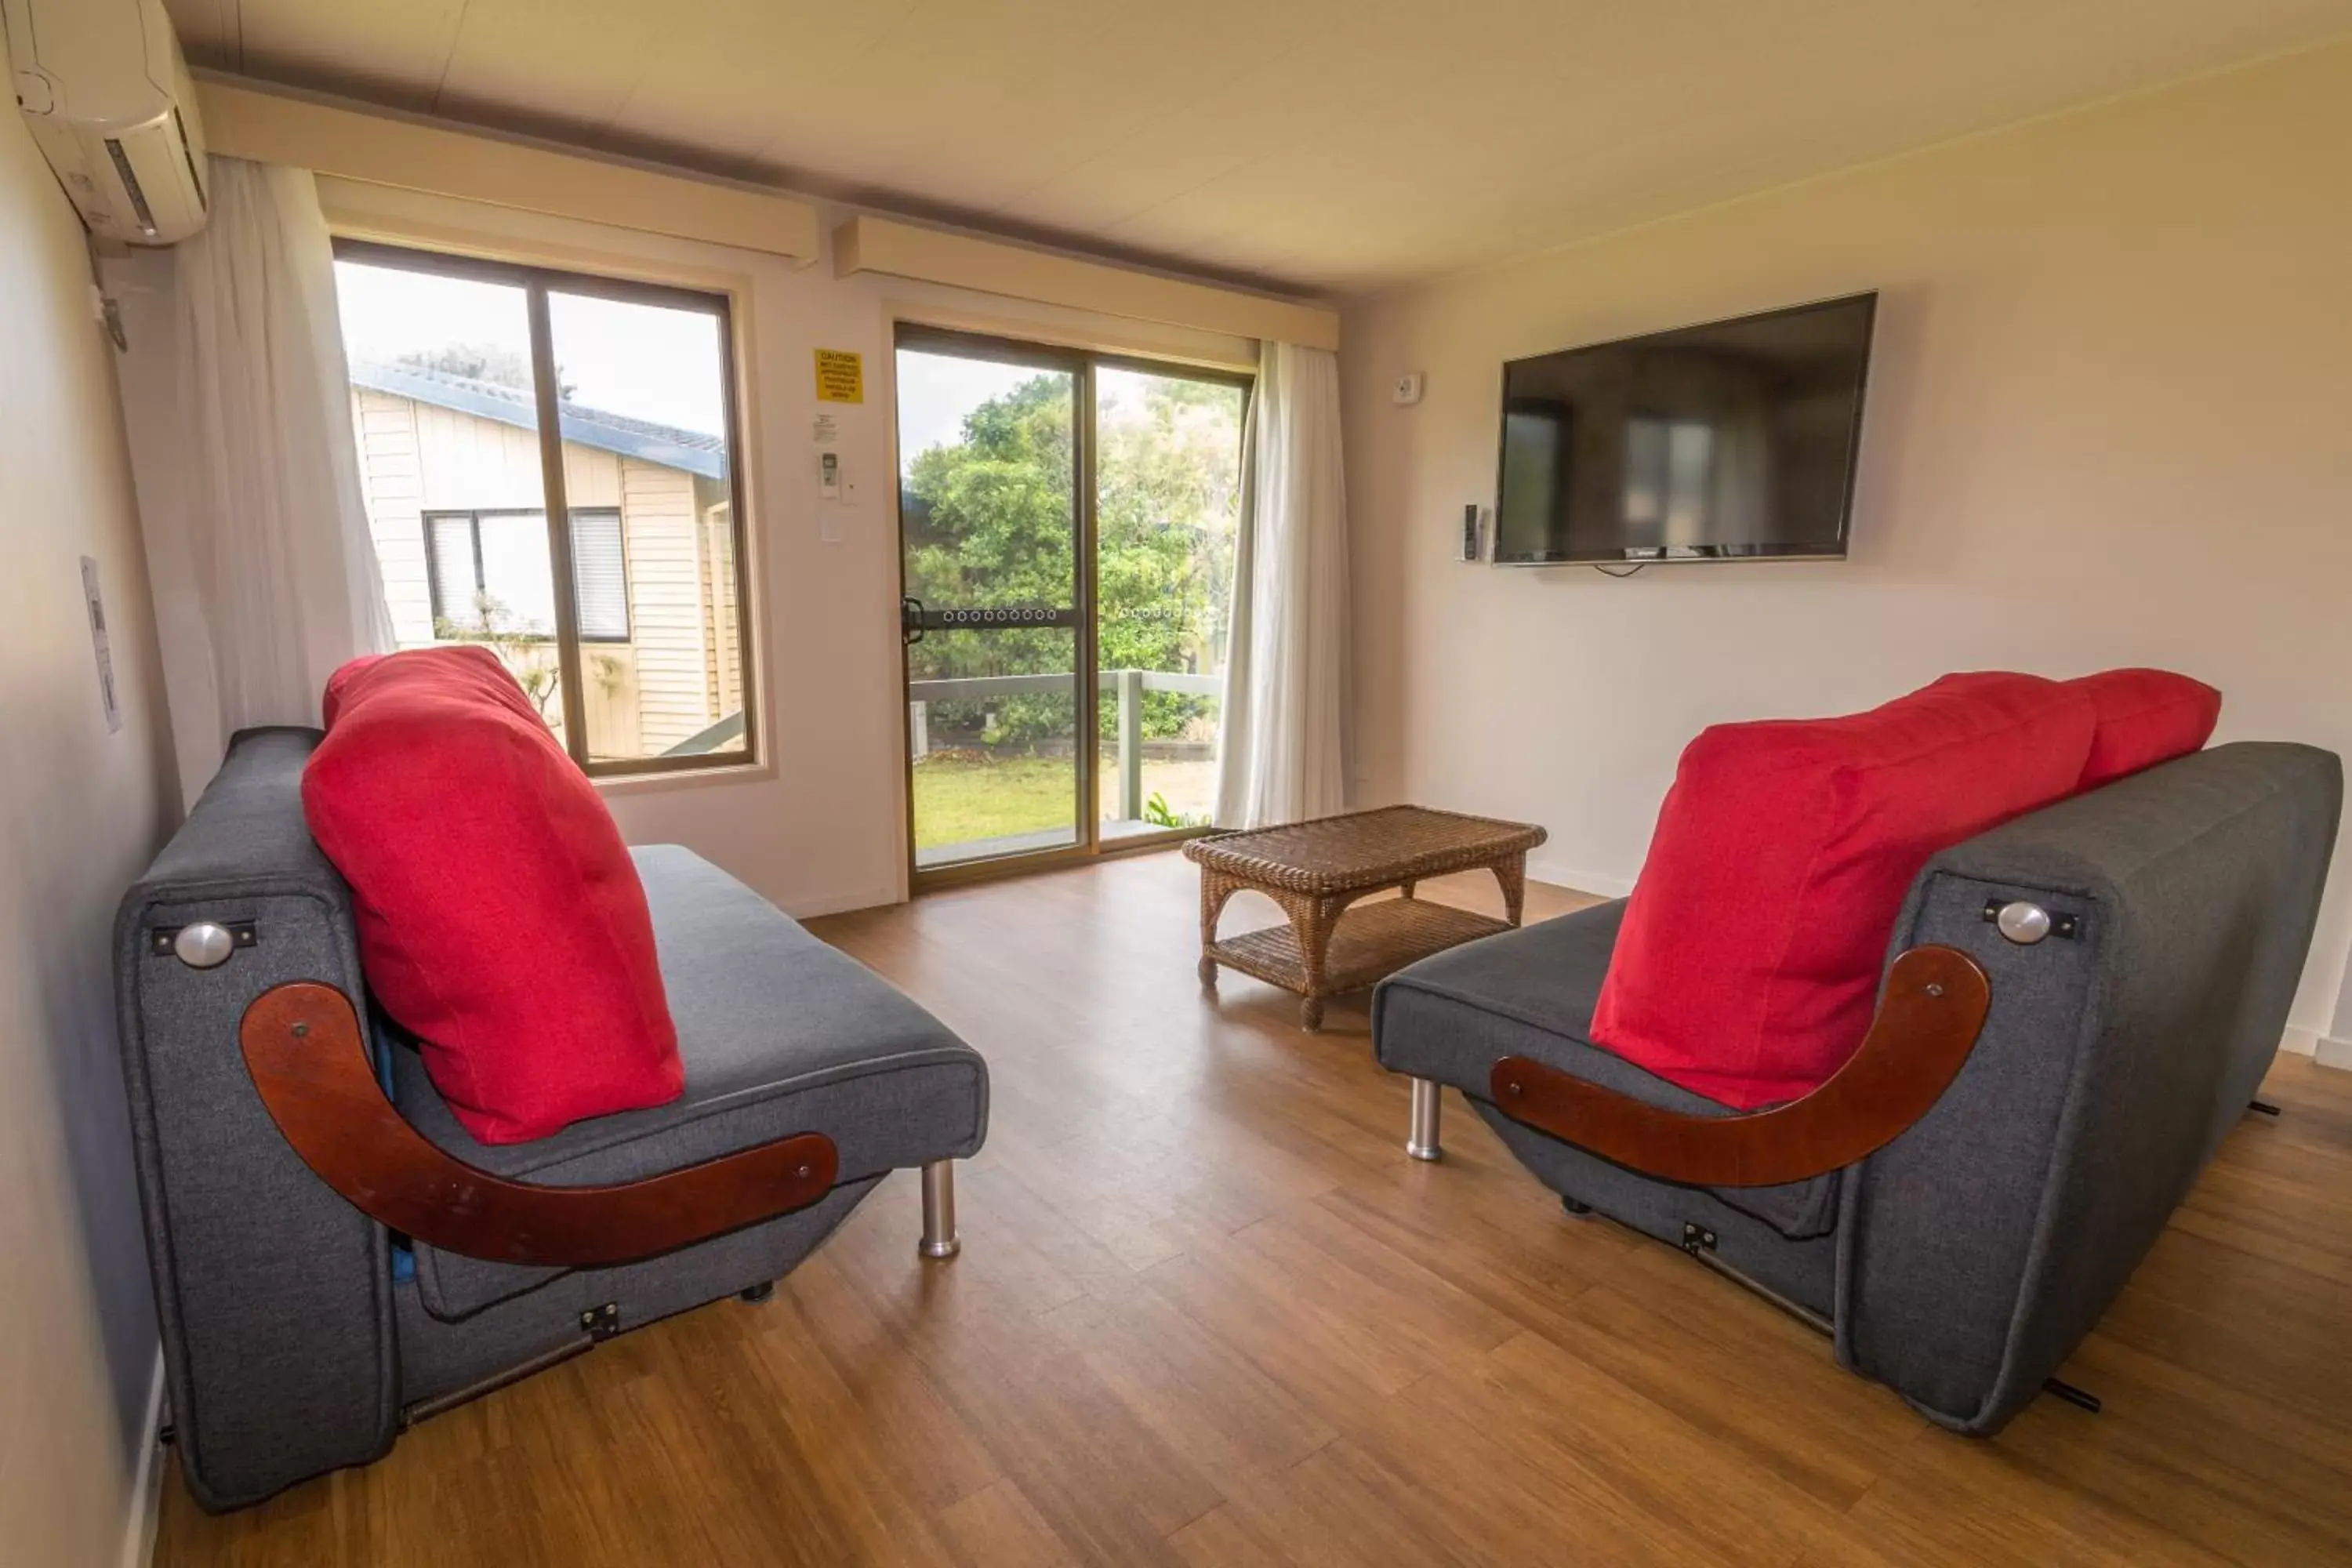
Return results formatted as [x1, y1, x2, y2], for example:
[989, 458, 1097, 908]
[814, 349, 864, 404]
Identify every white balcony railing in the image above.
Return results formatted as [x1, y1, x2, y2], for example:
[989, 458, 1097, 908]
[908, 669, 1220, 822]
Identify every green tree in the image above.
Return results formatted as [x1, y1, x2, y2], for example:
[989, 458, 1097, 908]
[903, 372, 1243, 749]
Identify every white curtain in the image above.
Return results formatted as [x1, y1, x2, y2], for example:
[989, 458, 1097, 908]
[123, 157, 390, 792]
[1214, 341, 1350, 828]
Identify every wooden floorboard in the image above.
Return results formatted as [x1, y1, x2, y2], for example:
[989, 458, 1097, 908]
[154, 853, 2352, 1566]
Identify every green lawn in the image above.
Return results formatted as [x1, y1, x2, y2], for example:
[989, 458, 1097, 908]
[912, 752, 1219, 851]
[911, 754, 1076, 850]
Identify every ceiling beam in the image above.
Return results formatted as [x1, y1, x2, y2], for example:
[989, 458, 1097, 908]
[835, 216, 1339, 350]
[193, 75, 822, 263]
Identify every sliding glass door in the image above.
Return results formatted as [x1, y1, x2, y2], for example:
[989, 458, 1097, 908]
[1092, 362, 1247, 841]
[897, 336, 1086, 870]
[895, 328, 1248, 878]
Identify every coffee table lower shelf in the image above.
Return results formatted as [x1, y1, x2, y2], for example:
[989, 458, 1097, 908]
[1203, 898, 1512, 1029]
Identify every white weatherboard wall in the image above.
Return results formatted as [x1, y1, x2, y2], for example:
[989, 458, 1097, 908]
[0, 27, 178, 1568]
[1344, 38, 2352, 1043]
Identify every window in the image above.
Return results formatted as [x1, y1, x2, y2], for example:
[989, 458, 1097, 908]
[332, 240, 754, 774]
[425, 510, 629, 642]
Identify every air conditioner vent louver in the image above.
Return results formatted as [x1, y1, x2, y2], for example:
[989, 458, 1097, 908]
[172, 103, 205, 212]
[102, 136, 159, 235]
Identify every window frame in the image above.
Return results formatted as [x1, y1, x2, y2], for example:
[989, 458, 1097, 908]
[421, 507, 632, 644]
[335, 237, 758, 779]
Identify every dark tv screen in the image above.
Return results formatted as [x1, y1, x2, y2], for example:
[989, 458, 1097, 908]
[1493, 293, 1875, 564]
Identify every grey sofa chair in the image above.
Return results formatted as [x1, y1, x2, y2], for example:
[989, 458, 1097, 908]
[114, 728, 989, 1510]
[1373, 742, 2339, 1434]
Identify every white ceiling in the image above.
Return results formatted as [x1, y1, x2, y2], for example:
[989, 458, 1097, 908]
[165, 0, 2352, 298]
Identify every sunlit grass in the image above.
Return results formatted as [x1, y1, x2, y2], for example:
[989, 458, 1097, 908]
[911, 753, 1219, 850]
[911, 753, 1076, 850]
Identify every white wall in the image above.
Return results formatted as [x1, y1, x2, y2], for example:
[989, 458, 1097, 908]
[0, 31, 179, 1568]
[284, 177, 1256, 918]
[1342, 38, 2352, 1042]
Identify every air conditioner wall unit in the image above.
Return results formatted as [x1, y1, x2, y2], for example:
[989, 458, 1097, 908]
[4, 0, 209, 245]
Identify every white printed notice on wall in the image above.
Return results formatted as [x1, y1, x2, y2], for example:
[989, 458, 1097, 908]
[82, 555, 122, 733]
[813, 409, 845, 543]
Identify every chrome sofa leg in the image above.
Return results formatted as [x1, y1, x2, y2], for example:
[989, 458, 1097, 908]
[1406, 1078, 1443, 1162]
[918, 1160, 961, 1259]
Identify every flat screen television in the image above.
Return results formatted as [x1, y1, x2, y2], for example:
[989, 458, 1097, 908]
[1492, 292, 1875, 564]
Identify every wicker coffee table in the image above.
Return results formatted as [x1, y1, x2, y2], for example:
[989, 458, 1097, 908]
[1184, 805, 1548, 1030]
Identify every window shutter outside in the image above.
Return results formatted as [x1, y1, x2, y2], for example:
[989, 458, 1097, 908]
[428, 516, 481, 630]
[571, 510, 630, 641]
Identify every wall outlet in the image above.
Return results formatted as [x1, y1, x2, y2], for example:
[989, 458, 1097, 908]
[1392, 372, 1424, 406]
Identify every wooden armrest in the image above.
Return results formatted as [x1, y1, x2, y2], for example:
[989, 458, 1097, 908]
[240, 982, 839, 1268]
[1488, 945, 1991, 1188]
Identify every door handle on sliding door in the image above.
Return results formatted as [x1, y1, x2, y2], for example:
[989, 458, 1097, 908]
[902, 596, 925, 645]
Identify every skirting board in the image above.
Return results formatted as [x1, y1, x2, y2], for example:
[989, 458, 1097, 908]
[787, 884, 903, 920]
[2307, 1029, 2352, 1072]
[2278, 1025, 2352, 1069]
[1526, 855, 1635, 902]
[120, 1351, 165, 1568]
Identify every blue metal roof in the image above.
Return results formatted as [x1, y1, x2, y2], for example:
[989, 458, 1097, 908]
[349, 360, 729, 481]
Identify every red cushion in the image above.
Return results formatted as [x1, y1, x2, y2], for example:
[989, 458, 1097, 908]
[303, 646, 682, 1144]
[2067, 668, 2220, 790]
[1588, 673, 2096, 1109]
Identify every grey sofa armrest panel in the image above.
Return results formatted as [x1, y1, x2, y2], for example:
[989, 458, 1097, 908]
[1371, 900, 1839, 1239]
[1838, 742, 2342, 1433]
[397, 844, 989, 1317]
[113, 728, 398, 1509]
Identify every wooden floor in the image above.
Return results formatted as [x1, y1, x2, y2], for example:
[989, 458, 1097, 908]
[157, 854, 2352, 1566]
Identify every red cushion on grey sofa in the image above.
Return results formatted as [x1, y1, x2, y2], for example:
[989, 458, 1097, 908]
[2067, 668, 2220, 789]
[303, 646, 683, 1144]
[1588, 673, 2096, 1109]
